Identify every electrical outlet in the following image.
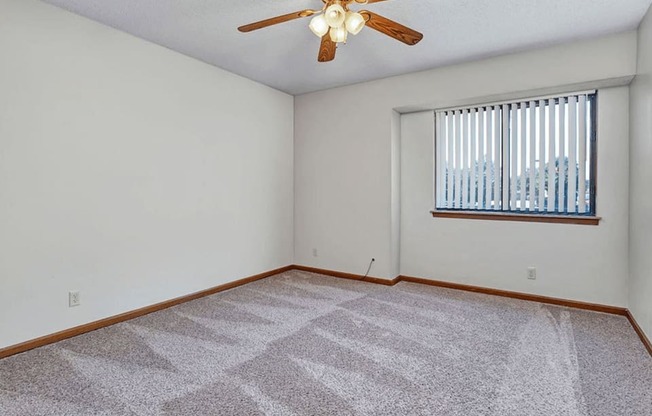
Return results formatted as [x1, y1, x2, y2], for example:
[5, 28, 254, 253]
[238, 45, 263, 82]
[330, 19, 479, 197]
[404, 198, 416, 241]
[69, 291, 80, 307]
[312, 248, 318, 257]
[527, 267, 537, 280]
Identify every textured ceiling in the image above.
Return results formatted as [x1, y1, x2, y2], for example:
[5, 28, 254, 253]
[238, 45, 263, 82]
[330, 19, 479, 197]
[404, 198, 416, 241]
[41, 0, 652, 95]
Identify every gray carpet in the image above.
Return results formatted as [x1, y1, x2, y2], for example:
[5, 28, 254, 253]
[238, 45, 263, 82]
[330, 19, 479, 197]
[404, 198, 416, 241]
[1, 270, 650, 415]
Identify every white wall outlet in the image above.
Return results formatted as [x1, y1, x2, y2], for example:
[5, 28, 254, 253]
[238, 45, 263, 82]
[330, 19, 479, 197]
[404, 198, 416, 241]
[312, 248, 318, 257]
[527, 267, 537, 280]
[69, 291, 80, 307]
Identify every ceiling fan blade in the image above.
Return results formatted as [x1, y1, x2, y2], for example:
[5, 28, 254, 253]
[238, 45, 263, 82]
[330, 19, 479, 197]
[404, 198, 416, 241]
[318, 34, 337, 62]
[238, 9, 317, 33]
[355, 0, 388, 4]
[360, 10, 423, 46]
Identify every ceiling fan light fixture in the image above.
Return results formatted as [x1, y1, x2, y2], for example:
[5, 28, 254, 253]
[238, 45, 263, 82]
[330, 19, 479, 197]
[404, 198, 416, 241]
[309, 14, 329, 37]
[330, 25, 348, 43]
[324, 4, 346, 28]
[345, 12, 365, 35]
[237, 2, 424, 63]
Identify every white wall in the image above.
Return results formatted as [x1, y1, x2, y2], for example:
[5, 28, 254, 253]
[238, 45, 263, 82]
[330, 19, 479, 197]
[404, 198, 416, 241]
[295, 32, 637, 306]
[0, 0, 294, 349]
[629, 5, 652, 339]
[390, 111, 401, 278]
[401, 87, 630, 307]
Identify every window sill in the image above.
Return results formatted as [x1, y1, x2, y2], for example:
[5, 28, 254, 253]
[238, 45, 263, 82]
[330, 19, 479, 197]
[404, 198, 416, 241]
[430, 210, 601, 226]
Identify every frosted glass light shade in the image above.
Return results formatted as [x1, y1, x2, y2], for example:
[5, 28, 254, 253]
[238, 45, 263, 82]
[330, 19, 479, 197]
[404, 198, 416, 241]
[330, 26, 348, 43]
[309, 14, 329, 37]
[324, 4, 346, 28]
[345, 12, 365, 35]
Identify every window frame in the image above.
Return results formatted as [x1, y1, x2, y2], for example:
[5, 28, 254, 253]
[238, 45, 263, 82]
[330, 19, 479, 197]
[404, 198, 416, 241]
[431, 91, 601, 225]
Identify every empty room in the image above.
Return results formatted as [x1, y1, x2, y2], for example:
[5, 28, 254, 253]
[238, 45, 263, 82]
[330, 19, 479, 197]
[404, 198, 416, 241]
[1, 0, 651, 414]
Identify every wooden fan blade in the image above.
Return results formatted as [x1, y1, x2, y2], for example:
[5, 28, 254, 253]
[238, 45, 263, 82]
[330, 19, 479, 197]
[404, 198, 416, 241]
[359, 11, 423, 45]
[318, 34, 337, 62]
[238, 9, 317, 32]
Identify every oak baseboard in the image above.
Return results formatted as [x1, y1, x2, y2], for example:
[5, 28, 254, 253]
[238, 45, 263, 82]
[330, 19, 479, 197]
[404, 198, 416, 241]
[398, 275, 628, 316]
[2, 264, 649, 360]
[0, 265, 293, 359]
[626, 310, 652, 356]
[291, 265, 398, 286]
[292, 265, 648, 356]
[290, 266, 627, 315]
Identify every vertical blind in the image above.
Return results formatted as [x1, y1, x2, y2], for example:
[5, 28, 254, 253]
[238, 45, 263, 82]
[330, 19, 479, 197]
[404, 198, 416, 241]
[435, 92, 596, 215]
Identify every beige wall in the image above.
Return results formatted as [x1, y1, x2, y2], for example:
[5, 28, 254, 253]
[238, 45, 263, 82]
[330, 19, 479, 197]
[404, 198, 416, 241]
[401, 87, 630, 307]
[0, 0, 294, 349]
[629, 4, 652, 340]
[1, 0, 649, 349]
[294, 32, 637, 307]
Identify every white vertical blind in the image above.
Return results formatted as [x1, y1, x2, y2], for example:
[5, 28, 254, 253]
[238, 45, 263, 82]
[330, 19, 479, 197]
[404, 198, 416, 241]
[462, 109, 470, 209]
[557, 97, 566, 212]
[519, 103, 527, 211]
[455, 110, 463, 208]
[528, 101, 536, 211]
[502, 104, 510, 210]
[493, 107, 501, 211]
[509, 104, 518, 210]
[578, 95, 588, 213]
[435, 112, 444, 207]
[568, 96, 578, 213]
[446, 111, 454, 208]
[478, 109, 486, 209]
[537, 99, 546, 211]
[435, 92, 595, 216]
[470, 109, 477, 209]
[547, 98, 556, 213]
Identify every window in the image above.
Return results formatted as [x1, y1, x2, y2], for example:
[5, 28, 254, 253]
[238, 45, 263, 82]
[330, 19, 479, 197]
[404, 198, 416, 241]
[434, 92, 597, 219]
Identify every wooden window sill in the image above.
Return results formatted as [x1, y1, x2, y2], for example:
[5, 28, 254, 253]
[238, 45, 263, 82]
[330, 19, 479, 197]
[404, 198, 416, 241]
[430, 210, 601, 225]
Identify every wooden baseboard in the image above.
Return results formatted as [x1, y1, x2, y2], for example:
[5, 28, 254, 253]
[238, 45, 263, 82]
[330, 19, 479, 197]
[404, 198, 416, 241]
[289, 266, 627, 315]
[398, 275, 628, 316]
[0, 265, 293, 360]
[3, 264, 649, 360]
[291, 265, 399, 286]
[293, 265, 649, 355]
[626, 310, 652, 356]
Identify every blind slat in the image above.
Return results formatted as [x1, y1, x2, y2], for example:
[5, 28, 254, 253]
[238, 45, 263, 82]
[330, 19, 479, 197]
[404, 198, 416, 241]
[478, 109, 486, 209]
[470, 109, 477, 209]
[462, 109, 470, 209]
[578, 95, 587, 213]
[547, 99, 556, 212]
[493, 106, 501, 210]
[558, 98, 566, 212]
[502, 105, 510, 210]
[510, 104, 518, 210]
[446, 111, 454, 208]
[455, 110, 463, 208]
[435, 112, 443, 207]
[537, 100, 546, 211]
[528, 101, 536, 211]
[519, 103, 527, 211]
[568, 96, 578, 213]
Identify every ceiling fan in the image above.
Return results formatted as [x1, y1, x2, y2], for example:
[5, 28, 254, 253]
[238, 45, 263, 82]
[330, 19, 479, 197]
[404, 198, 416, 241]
[238, 0, 423, 62]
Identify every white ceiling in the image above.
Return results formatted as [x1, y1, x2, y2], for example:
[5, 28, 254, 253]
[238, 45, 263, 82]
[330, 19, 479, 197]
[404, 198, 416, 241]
[41, 0, 652, 95]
